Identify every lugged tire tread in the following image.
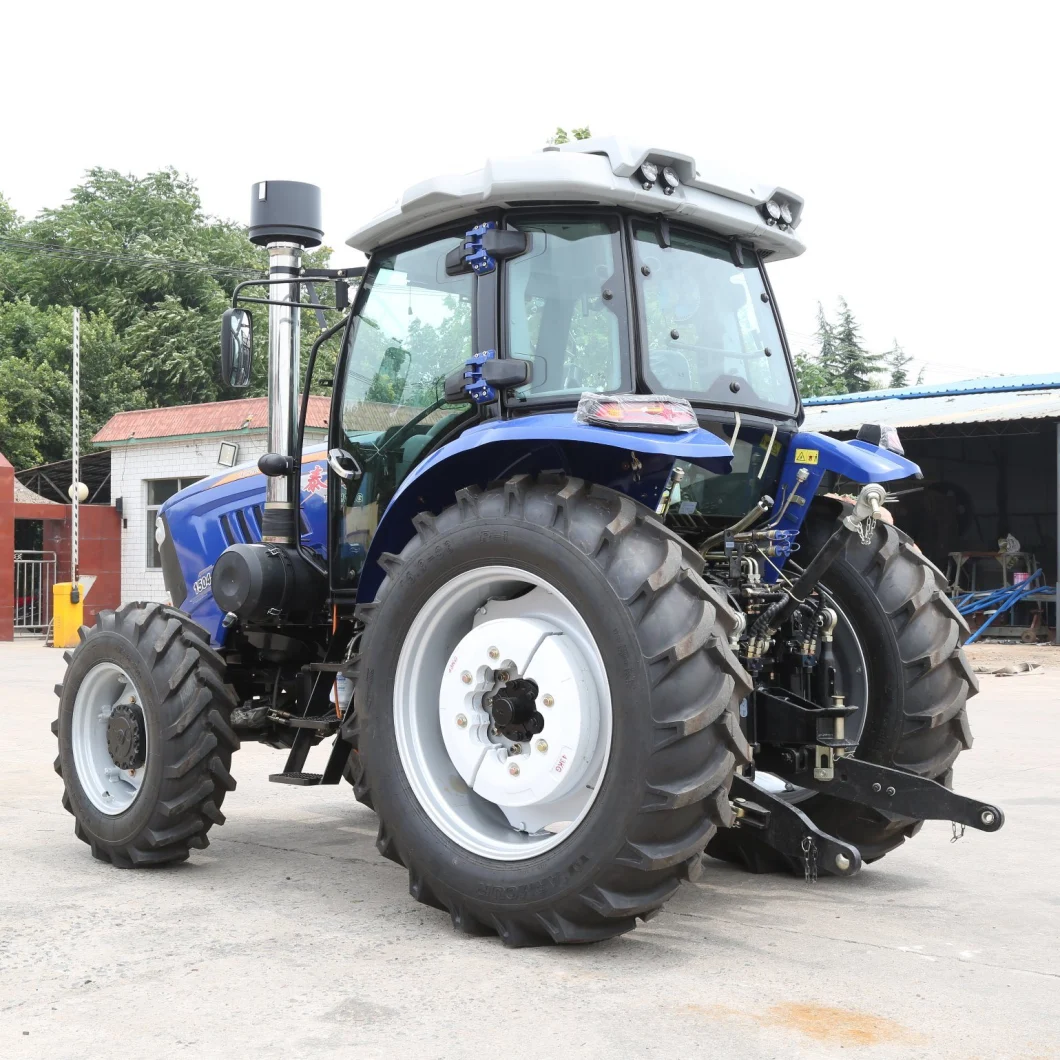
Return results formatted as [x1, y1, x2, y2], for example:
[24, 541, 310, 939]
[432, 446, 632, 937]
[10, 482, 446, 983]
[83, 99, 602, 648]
[53, 602, 239, 868]
[353, 476, 751, 946]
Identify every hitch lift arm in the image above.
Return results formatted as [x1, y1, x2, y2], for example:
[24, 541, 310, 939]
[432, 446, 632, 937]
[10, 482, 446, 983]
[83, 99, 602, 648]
[760, 754, 1005, 833]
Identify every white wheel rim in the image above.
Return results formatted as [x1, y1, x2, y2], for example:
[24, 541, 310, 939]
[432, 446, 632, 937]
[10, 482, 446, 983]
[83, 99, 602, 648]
[71, 662, 149, 816]
[393, 565, 613, 861]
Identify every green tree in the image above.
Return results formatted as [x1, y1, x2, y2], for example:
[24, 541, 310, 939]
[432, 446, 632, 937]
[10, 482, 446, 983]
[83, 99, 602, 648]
[887, 339, 913, 388]
[793, 348, 834, 397]
[832, 297, 883, 393]
[0, 168, 338, 468]
[0, 299, 137, 466]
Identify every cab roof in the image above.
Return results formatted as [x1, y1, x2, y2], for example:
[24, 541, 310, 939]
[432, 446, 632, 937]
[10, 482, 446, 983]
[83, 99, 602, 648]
[346, 136, 806, 261]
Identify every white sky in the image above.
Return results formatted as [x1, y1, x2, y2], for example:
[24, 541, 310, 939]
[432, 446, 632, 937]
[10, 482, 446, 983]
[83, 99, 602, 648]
[2, 0, 1056, 385]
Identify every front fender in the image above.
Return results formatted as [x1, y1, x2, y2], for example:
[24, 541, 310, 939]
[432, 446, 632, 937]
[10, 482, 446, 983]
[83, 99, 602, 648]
[357, 412, 732, 603]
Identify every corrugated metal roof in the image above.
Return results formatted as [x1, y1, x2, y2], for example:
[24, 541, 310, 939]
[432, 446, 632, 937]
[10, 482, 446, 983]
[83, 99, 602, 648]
[804, 387, 1060, 433]
[803, 372, 1060, 406]
[93, 397, 331, 444]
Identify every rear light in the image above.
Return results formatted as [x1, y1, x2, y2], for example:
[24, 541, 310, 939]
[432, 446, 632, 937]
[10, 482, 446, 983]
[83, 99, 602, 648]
[576, 394, 698, 434]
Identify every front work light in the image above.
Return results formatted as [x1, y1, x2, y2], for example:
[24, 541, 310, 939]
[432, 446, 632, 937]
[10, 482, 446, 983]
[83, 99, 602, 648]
[639, 162, 659, 186]
[576, 393, 698, 434]
[779, 202, 793, 224]
[764, 199, 782, 221]
[856, 422, 905, 455]
[661, 166, 680, 192]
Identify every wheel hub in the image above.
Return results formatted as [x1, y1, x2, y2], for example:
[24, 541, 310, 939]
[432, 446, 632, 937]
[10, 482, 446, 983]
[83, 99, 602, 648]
[107, 704, 146, 771]
[488, 677, 544, 741]
[438, 609, 602, 831]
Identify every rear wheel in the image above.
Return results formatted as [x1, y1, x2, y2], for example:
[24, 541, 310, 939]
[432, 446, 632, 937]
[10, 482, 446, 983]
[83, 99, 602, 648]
[708, 513, 977, 872]
[353, 476, 752, 945]
[53, 602, 239, 867]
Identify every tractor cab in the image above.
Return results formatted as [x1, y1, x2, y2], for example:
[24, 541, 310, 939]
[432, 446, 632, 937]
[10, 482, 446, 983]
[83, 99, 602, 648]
[319, 139, 808, 589]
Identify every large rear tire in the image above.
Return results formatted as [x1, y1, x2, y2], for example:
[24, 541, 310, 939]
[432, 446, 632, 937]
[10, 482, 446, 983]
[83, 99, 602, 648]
[53, 602, 239, 867]
[351, 475, 752, 945]
[709, 512, 976, 872]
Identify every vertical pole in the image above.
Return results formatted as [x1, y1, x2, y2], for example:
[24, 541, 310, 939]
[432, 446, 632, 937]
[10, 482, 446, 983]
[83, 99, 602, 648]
[71, 308, 80, 600]
[1055, 421, 1059, 645]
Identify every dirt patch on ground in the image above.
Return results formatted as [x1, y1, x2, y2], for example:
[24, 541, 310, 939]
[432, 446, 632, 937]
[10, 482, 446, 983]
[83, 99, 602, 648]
[964, 642, 1060, 671]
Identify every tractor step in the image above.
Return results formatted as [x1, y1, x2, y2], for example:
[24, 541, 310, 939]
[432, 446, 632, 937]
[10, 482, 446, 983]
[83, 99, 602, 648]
[269, 771, 324, 786]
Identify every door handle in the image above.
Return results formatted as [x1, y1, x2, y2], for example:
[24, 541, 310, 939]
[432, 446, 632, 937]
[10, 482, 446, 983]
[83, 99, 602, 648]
[327, 448, 362, 481]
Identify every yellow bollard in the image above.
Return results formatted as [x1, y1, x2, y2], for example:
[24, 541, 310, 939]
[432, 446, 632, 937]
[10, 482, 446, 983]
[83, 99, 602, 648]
[52, 582, 84, 649]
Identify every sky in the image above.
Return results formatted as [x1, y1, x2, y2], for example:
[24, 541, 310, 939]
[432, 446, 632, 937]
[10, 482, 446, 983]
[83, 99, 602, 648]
[2, 1, 1057, 385]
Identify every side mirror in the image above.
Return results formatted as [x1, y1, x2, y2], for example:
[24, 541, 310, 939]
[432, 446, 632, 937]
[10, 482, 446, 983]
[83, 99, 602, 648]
[221, 307, 254, 388]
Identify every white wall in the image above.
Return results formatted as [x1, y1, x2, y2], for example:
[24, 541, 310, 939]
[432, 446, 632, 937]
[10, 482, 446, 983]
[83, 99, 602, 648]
[107, 430, 326, 604]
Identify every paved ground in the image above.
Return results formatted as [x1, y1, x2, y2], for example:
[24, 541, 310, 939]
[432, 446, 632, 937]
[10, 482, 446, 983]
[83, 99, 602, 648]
[2, 639, 1057, 1060]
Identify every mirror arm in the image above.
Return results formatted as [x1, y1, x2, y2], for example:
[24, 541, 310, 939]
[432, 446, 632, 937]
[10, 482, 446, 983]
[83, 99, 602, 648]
[236, 295, 337, 311]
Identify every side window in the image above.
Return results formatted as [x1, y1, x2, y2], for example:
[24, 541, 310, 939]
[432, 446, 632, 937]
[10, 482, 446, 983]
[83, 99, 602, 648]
[342, 235, 473, 438]
[506, 218, 627, 400]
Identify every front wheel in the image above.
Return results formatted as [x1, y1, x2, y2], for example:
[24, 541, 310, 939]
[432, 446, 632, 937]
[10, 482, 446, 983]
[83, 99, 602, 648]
[53, 602, 240, 867]
[352, 476, 752, 946]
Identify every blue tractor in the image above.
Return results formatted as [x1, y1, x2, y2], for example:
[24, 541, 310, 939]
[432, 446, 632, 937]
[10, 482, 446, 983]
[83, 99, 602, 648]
[53, 140, 1001, 945]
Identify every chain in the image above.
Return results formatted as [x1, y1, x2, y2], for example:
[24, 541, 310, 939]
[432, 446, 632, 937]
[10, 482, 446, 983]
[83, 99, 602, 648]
[951, 822, 966, 843]
[801, 835, 818, 883]
[857, 516, 877, 545]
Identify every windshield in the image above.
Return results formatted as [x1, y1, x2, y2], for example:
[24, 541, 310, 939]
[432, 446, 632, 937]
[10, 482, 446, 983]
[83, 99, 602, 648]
[632, 223, 797, 415]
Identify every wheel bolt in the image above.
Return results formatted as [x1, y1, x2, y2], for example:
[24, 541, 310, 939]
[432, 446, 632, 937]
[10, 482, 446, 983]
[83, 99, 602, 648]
[498, 670, 511, 682]
[536, 739, 548, 754]
[455, 714, 467, 728]
[542, 694, 554, 707]
[461, 671, 472, 685]
[508, 762, 520, 776]
[488, 646, 499, 661]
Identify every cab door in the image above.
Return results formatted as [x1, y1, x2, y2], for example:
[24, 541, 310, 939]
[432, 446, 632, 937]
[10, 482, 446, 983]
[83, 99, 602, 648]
[328, 231, 477, 593]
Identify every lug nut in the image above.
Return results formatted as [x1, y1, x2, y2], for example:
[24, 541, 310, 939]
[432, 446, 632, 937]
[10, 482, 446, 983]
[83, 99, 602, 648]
[498, 670, 511, 682]
[542, 694, 554, 707]
[488, 646, 499, 661]
[455, 714, 467, 728]
[835, 852, 851, 872]
[508, 762, 520, 776]
[510, 744, 522, 755]
[461, 671, 472, 685]
[536, 739, 548, 754]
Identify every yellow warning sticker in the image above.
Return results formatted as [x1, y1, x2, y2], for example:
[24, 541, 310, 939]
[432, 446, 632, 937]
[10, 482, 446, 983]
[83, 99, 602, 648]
[759, 433, 782, 458]
[794, 448, 819, 465]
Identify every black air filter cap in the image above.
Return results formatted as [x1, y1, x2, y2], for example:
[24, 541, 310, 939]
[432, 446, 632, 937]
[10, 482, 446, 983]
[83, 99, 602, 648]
[249, 181, 323, 248]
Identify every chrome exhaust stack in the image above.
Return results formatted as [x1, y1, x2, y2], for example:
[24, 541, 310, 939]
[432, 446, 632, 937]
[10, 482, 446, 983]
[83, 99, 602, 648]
[248, 181, 323, 544]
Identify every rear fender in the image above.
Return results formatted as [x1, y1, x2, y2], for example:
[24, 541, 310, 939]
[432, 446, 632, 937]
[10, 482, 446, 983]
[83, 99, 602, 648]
[356, 412, 732, 603]
[764, 430, 921, 580]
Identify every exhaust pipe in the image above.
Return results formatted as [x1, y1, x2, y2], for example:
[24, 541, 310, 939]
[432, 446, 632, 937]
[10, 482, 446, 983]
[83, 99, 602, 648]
[248, 181, 324, 544]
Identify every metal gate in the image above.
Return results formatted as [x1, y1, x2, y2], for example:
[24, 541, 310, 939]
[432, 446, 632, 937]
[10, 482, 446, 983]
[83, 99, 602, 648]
[14, 550, 57, 636]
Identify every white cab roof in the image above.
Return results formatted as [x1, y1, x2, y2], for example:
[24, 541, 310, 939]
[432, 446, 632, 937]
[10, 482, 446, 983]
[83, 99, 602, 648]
[347, 136, 805, 260]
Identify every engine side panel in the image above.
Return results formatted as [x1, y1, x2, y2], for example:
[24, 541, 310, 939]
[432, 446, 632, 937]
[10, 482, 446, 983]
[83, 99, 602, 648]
[158, 446, 329, 643]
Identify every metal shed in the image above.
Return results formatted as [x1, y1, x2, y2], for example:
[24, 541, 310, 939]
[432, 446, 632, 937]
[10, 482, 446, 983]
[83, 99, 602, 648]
[803, 373, 1060, 641]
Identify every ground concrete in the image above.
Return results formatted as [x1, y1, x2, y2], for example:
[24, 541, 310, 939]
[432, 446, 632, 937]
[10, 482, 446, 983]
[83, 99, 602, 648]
[2, 639, 1057, 1060]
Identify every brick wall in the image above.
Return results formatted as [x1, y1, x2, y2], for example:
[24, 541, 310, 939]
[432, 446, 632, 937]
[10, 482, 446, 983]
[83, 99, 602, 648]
[107, 430, 326, 604]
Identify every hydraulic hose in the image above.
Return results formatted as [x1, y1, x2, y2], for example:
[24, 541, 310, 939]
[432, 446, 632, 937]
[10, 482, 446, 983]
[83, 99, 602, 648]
[702, 495, 774, 553]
